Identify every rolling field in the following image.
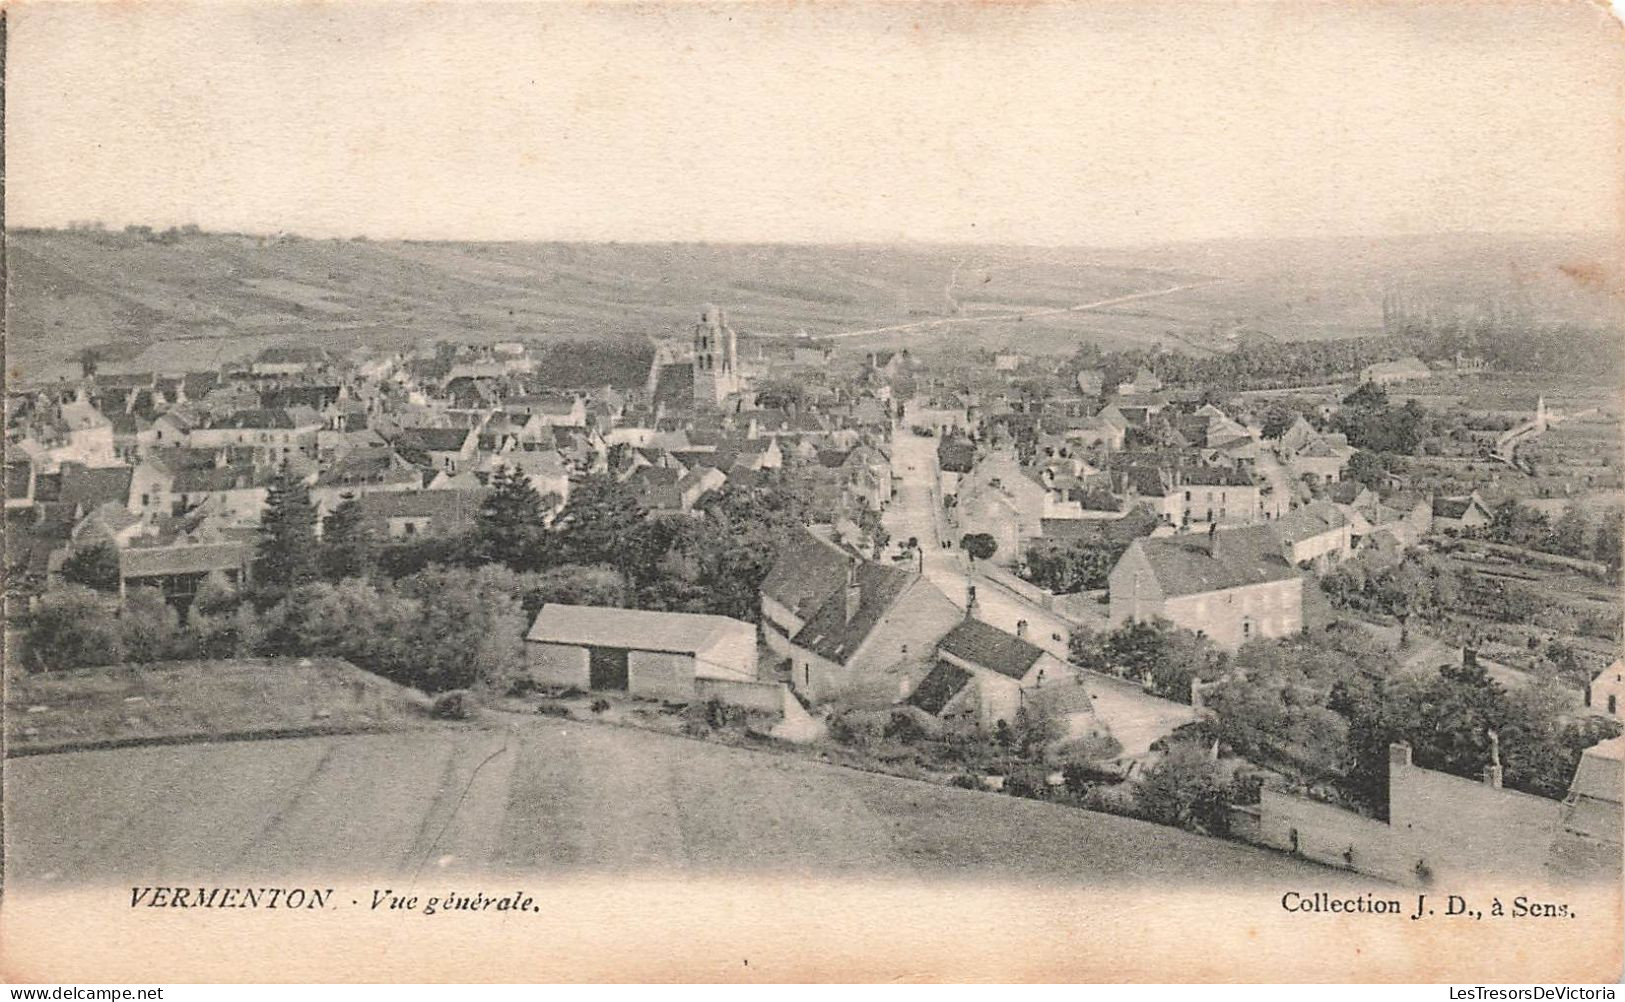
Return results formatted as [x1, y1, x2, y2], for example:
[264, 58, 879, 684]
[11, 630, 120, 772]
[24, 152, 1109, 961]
[6, 717, 1339, 887]
[6, 232, 1198, 382]
[12, 229, 1614, 382]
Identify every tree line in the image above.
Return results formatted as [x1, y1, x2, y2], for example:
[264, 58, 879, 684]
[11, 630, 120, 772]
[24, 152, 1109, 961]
[27, 461, 815, 692]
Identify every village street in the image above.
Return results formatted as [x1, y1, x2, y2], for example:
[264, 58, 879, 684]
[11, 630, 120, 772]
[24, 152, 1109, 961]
[885, 429, 1076, 661]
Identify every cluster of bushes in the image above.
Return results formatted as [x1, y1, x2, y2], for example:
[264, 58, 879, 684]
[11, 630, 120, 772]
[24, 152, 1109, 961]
[1200, 630, 1622, 811]
[1020, 538, 1127, 594]
[1068, 618, 1225, 704]
[20, 564, 552, 694]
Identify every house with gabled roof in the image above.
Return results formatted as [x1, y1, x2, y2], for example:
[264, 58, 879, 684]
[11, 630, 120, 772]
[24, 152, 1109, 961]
[1289, 432, 1355, 485]
[310, 448, 422, 515]
[785, 560, 961, 705]
[189, 408, 321, 459]
[908, 616, 1071, 728]
[395, 425, 480, 474]
[1272, 500, 1353, 568]
[1432, 492, 1493, 535]
[357, 487, 486, 540]
[1108, 525, 1303, 650]
[760, 527, 855, 658]
[954, 452, 1047, 561]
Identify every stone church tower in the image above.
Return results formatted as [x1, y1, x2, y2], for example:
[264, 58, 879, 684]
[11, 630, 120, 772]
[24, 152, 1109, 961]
[692, 304, 739, 408]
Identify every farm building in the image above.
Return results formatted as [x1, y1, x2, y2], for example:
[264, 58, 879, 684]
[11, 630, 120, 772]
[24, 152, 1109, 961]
[119, 540, 252, 609]
[525, 603, 759, 702]
[1431, 493, 1493, 535]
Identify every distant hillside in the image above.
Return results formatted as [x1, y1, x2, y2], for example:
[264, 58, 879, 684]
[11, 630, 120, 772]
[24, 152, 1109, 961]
[7, 228, 1616, 382]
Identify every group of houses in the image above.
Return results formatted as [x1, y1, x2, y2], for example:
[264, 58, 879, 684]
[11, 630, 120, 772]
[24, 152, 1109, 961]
[3, 307, 903, 611]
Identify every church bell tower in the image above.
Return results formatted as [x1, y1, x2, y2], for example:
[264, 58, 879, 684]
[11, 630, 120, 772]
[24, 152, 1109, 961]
[692, 304, 738, 408]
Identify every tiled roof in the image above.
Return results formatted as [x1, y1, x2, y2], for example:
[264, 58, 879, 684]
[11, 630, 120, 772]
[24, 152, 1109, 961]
[525, 603, 748, 654]
[1130, 526, 1298, 597]
[316, 448, 418, 488]
[400, 426, 474, 452]
[938, 618, 1045, 680]
[907, 662, 973, 715]
[173, 466, 260, 493]
[120, 541, 250, 578]
[6, 461, 32, 501]
[59, 463, 133, 509]
[1274, 501, 1349, 544]
[209, 409, 306, 430]
[1432, 495, 1483, 519]
[359, 487, 487, 527]
[790, 560, 917, 665]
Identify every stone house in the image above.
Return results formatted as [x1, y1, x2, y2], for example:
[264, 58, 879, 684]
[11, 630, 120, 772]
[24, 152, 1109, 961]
[1108, 525, 1303, 650]
[908, 617, 1071, 729]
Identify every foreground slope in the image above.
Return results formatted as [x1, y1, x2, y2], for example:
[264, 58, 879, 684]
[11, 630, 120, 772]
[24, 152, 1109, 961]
[7, 717, 1337, 886]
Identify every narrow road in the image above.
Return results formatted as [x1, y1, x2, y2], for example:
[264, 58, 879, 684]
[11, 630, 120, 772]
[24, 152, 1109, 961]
[823, 279, 1230, 340]
[884, 430, 1076, 661]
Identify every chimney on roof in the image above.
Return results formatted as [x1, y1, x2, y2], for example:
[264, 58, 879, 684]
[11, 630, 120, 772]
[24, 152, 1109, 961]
[1016, 619, 1029, 639]
[965, 584, 979, 620]
[844, 562, 862, 623]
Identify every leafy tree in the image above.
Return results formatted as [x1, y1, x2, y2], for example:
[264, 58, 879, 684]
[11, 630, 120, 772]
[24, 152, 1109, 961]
[1022, 539, 1124, 593]
[550, 474, 650, 578]
[1205, 638, 1355, 779]
[1547, 503, 1590, 559]
[514, 563, 627, 617]
[961, 533, 997, 561]
[1067, 625, 1110, 673]
[752, 378, 809, 412]
[1134, 740, 1230, 835]
[1011, 703, 1065, 757]
[120, 587, 194, 663]
[476, 464, 548, 569]
[23, 585, 125, 671]
[59, 543, 121, 593]
[260, 578, 423, 682]
[254, 465, 319, 604]
[1593, 505, 1623, 576]
[374, 532, 475, 579]
[320, 493, 375, 582]
[1489, 499, 1550, 549]
[186, 572, 258, 659]
[396, 566, 529, 692]
[1342, 382, 1389, 410]
[1260, 406, 1297, 440]
[1345, 450, 1388, 491]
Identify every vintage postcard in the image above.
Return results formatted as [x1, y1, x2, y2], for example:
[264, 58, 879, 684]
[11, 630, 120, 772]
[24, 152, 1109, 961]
[2, 0, 1622, 984]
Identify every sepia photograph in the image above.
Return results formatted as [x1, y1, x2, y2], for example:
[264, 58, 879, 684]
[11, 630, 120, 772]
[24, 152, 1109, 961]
[1, 0, 1621, 984]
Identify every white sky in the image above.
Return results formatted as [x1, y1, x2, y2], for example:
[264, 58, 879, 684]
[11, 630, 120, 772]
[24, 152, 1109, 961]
[7, 1, 1622, 245]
